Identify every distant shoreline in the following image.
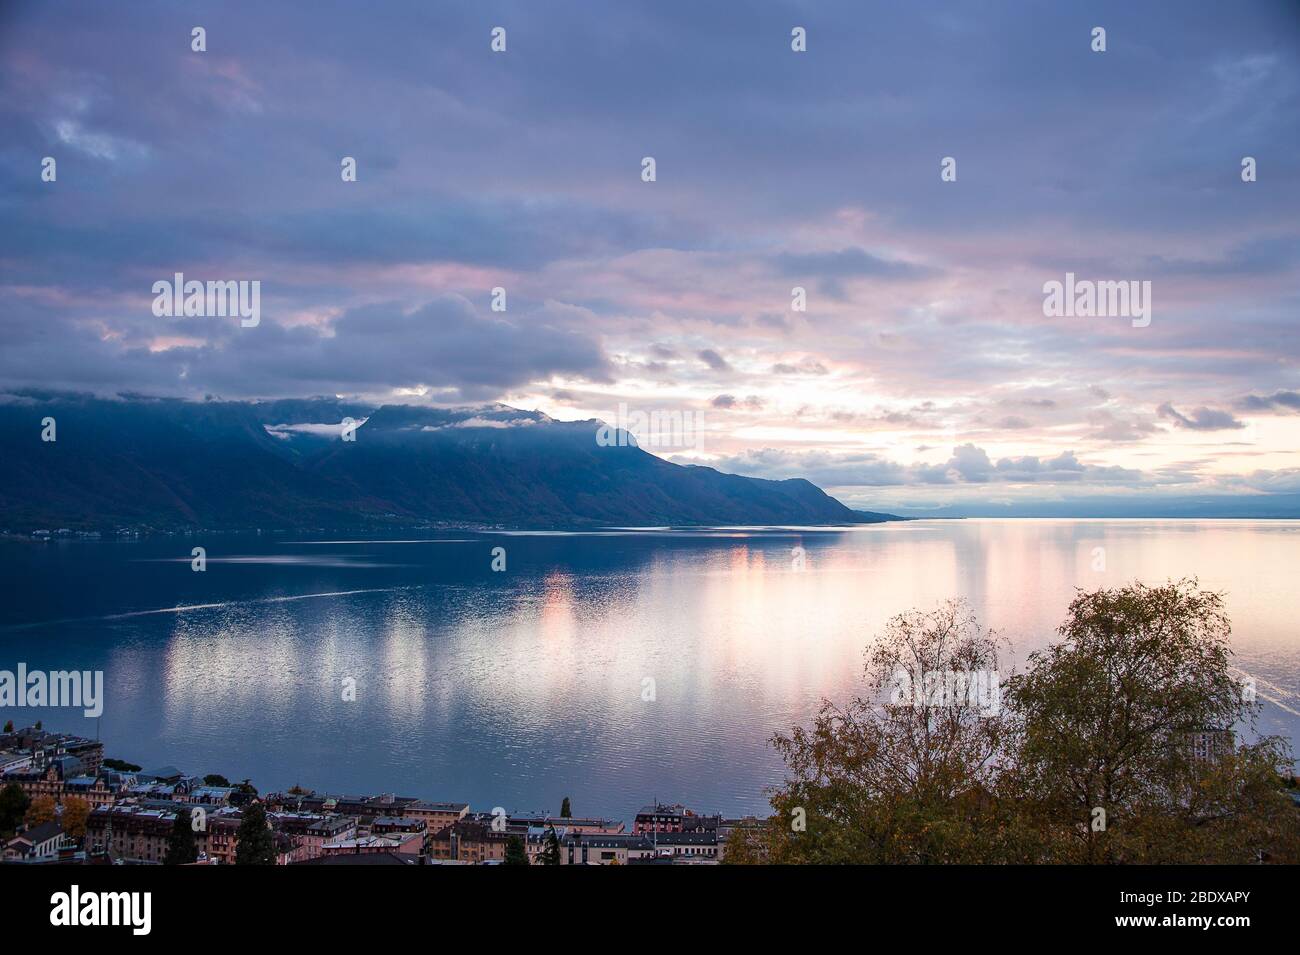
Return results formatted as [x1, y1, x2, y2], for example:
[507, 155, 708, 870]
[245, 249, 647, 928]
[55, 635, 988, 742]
[10, 514, 1300, 544]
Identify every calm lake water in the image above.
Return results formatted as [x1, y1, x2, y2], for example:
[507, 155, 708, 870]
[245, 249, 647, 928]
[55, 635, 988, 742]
[1, 520, 1297, 821]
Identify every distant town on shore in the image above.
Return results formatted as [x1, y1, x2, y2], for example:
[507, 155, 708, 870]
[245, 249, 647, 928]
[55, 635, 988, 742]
[0, 723, 748, 865]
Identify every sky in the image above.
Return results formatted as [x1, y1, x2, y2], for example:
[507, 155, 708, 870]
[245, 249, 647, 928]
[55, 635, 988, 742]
[2, 0, 1299, 516]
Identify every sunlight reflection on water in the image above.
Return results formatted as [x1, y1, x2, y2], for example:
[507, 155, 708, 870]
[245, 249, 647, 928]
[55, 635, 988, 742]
[1, 519, 1296, 820]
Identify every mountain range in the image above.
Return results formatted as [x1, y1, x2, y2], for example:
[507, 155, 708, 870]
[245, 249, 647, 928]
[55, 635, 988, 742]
[0, 394, 898, 531]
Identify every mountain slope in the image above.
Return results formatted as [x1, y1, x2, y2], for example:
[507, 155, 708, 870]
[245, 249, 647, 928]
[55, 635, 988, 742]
[0, 395, 895, 529]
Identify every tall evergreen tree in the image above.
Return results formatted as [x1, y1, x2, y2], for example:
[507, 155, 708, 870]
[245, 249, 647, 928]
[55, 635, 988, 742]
[560, 796, 572, 818]
[235, 802, 277, 865]
[504, 834, 529, 865]
[0, 783, 29, 836]
[164, 806, 198, 865]
[542, 825, 561, 865]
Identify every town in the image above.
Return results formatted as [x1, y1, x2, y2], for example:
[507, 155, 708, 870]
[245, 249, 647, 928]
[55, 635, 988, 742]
[0, 724, 757, 865]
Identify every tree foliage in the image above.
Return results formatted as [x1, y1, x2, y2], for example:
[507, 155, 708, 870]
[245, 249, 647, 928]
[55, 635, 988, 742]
[165, 806, 198, 865]
[61, 796, 91, 841]
[0, 783, 30, 836]
[1006, 580, 1296, 863]
[235, 802, 277, 865]
[541, 825, 561, 865]
[24, 794, 56, 828]
[729, 581, 1300, 865]
[749, 600, 1020, 863]
[504, 834, 529, 865]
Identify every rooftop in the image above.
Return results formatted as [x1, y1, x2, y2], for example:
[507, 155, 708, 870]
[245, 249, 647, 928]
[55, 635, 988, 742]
[294, 852, 417, 866]
[11, 820, 64, 846]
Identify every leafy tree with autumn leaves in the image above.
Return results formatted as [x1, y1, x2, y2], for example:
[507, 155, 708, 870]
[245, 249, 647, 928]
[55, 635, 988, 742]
[24, 794, 56, 828]
[1005, 581, 1297, 863]
[728, 600, 1033, 864]
[60, 796, 91, 842]
[728, 580, 1300, 865]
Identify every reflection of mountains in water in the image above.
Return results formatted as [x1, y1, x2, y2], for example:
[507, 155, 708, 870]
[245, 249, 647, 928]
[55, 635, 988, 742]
[0, 394, 900, 530]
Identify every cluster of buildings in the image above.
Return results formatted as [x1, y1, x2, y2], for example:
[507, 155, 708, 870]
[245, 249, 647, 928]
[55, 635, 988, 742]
[26, 528, 104, 541]
[0, 727, 758, 865]
[410, 801, 753, 865]
[1, 725, 114, 811]
[0, 727, 249, 864]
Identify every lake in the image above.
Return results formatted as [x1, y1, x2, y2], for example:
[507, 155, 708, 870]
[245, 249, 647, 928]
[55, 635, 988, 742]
[1, 519, 1297, 821]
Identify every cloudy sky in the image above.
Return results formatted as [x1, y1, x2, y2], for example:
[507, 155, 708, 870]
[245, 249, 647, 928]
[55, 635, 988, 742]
[2, 1, 1299, 515]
